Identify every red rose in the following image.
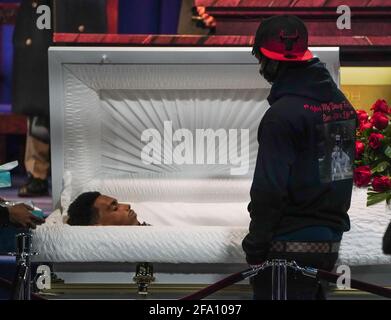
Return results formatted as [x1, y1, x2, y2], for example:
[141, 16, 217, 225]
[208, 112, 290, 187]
[371, 112, 389, 130]
[354, 166, 372, 187]
[372, 176, 391, 192]
[368, 132, 384, 149]
[359, 121, 372, 132]
[355, 141, 365, 159]
[370, 99, 389, 114]
[356, 110, 369, 123]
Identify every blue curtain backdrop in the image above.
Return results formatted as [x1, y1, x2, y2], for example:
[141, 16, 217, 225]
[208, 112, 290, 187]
[0, 0, 182, 107]
[118, 0, 182, 34]
[0, 0, 16, 108]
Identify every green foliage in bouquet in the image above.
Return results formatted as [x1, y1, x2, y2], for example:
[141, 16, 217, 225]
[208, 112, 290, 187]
[354, 99, 391, 206]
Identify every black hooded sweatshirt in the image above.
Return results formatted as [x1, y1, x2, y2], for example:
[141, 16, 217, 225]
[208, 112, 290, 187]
[0, 206, 9, 226]
[242, 58, 357, 264]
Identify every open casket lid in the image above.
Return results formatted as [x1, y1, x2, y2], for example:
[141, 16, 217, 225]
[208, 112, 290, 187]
[49, 47, 340, 209]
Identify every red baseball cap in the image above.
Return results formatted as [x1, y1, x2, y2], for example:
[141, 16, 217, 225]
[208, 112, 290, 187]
[253, 15, 313, 62]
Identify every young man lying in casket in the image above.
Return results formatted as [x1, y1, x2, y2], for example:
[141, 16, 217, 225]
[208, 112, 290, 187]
[67, 192, 149, 226]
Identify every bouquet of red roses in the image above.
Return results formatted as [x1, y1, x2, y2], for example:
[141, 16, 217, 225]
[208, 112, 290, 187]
[354, 99, 391, 206]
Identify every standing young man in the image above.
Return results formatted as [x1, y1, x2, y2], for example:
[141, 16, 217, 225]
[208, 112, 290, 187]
[242, 15, 357, 300]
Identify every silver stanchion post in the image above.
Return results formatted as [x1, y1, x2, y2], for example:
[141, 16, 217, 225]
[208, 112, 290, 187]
[271, 259, 288, 300]
[12, 231, 33, 300]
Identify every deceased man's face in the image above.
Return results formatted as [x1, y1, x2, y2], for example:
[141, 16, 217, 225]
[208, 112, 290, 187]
[93, 195, 139, 226]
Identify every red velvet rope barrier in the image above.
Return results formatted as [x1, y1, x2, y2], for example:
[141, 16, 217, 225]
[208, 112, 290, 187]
[181, 269, 254, 300]
[317, 269, 391, 299]
[180, 267, 391, 300]
[2, 267, 390, 300]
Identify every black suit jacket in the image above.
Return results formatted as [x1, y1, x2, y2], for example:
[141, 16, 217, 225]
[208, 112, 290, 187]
[12, 0, 107, 118]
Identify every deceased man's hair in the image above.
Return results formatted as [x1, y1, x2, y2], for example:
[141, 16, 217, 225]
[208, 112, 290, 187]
[67, 191, 101, 226]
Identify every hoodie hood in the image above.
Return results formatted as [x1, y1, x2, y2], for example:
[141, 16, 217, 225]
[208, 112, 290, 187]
[267, 58, 336, 105]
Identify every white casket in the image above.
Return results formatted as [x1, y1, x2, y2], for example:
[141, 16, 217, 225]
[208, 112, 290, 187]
[32, 47, 391, 294]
